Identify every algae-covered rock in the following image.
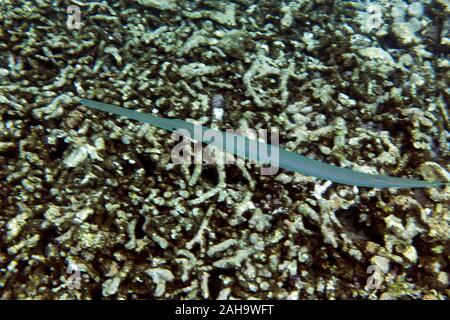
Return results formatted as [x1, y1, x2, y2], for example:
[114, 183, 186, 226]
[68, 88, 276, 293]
[218, 29, 254, 59]
[136, 0, 178, 11]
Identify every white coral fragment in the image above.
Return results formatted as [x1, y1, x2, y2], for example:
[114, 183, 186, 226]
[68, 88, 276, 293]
[33, 94, 73, 120]
[63, 144, 103, 168]
[147, 268, 175, 297]
[179, 63, 221, 79]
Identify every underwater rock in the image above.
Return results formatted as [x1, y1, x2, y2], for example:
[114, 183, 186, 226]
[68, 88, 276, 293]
[391, 21, 421, 45]
[136, 0, 178, 11]
[218, 29, 254, 59]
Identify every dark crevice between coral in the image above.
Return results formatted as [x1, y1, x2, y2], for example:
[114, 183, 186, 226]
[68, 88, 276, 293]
[335, 206, 384, 245]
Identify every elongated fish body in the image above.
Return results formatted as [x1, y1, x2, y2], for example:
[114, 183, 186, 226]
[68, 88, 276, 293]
[79, 98, 448, 189]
